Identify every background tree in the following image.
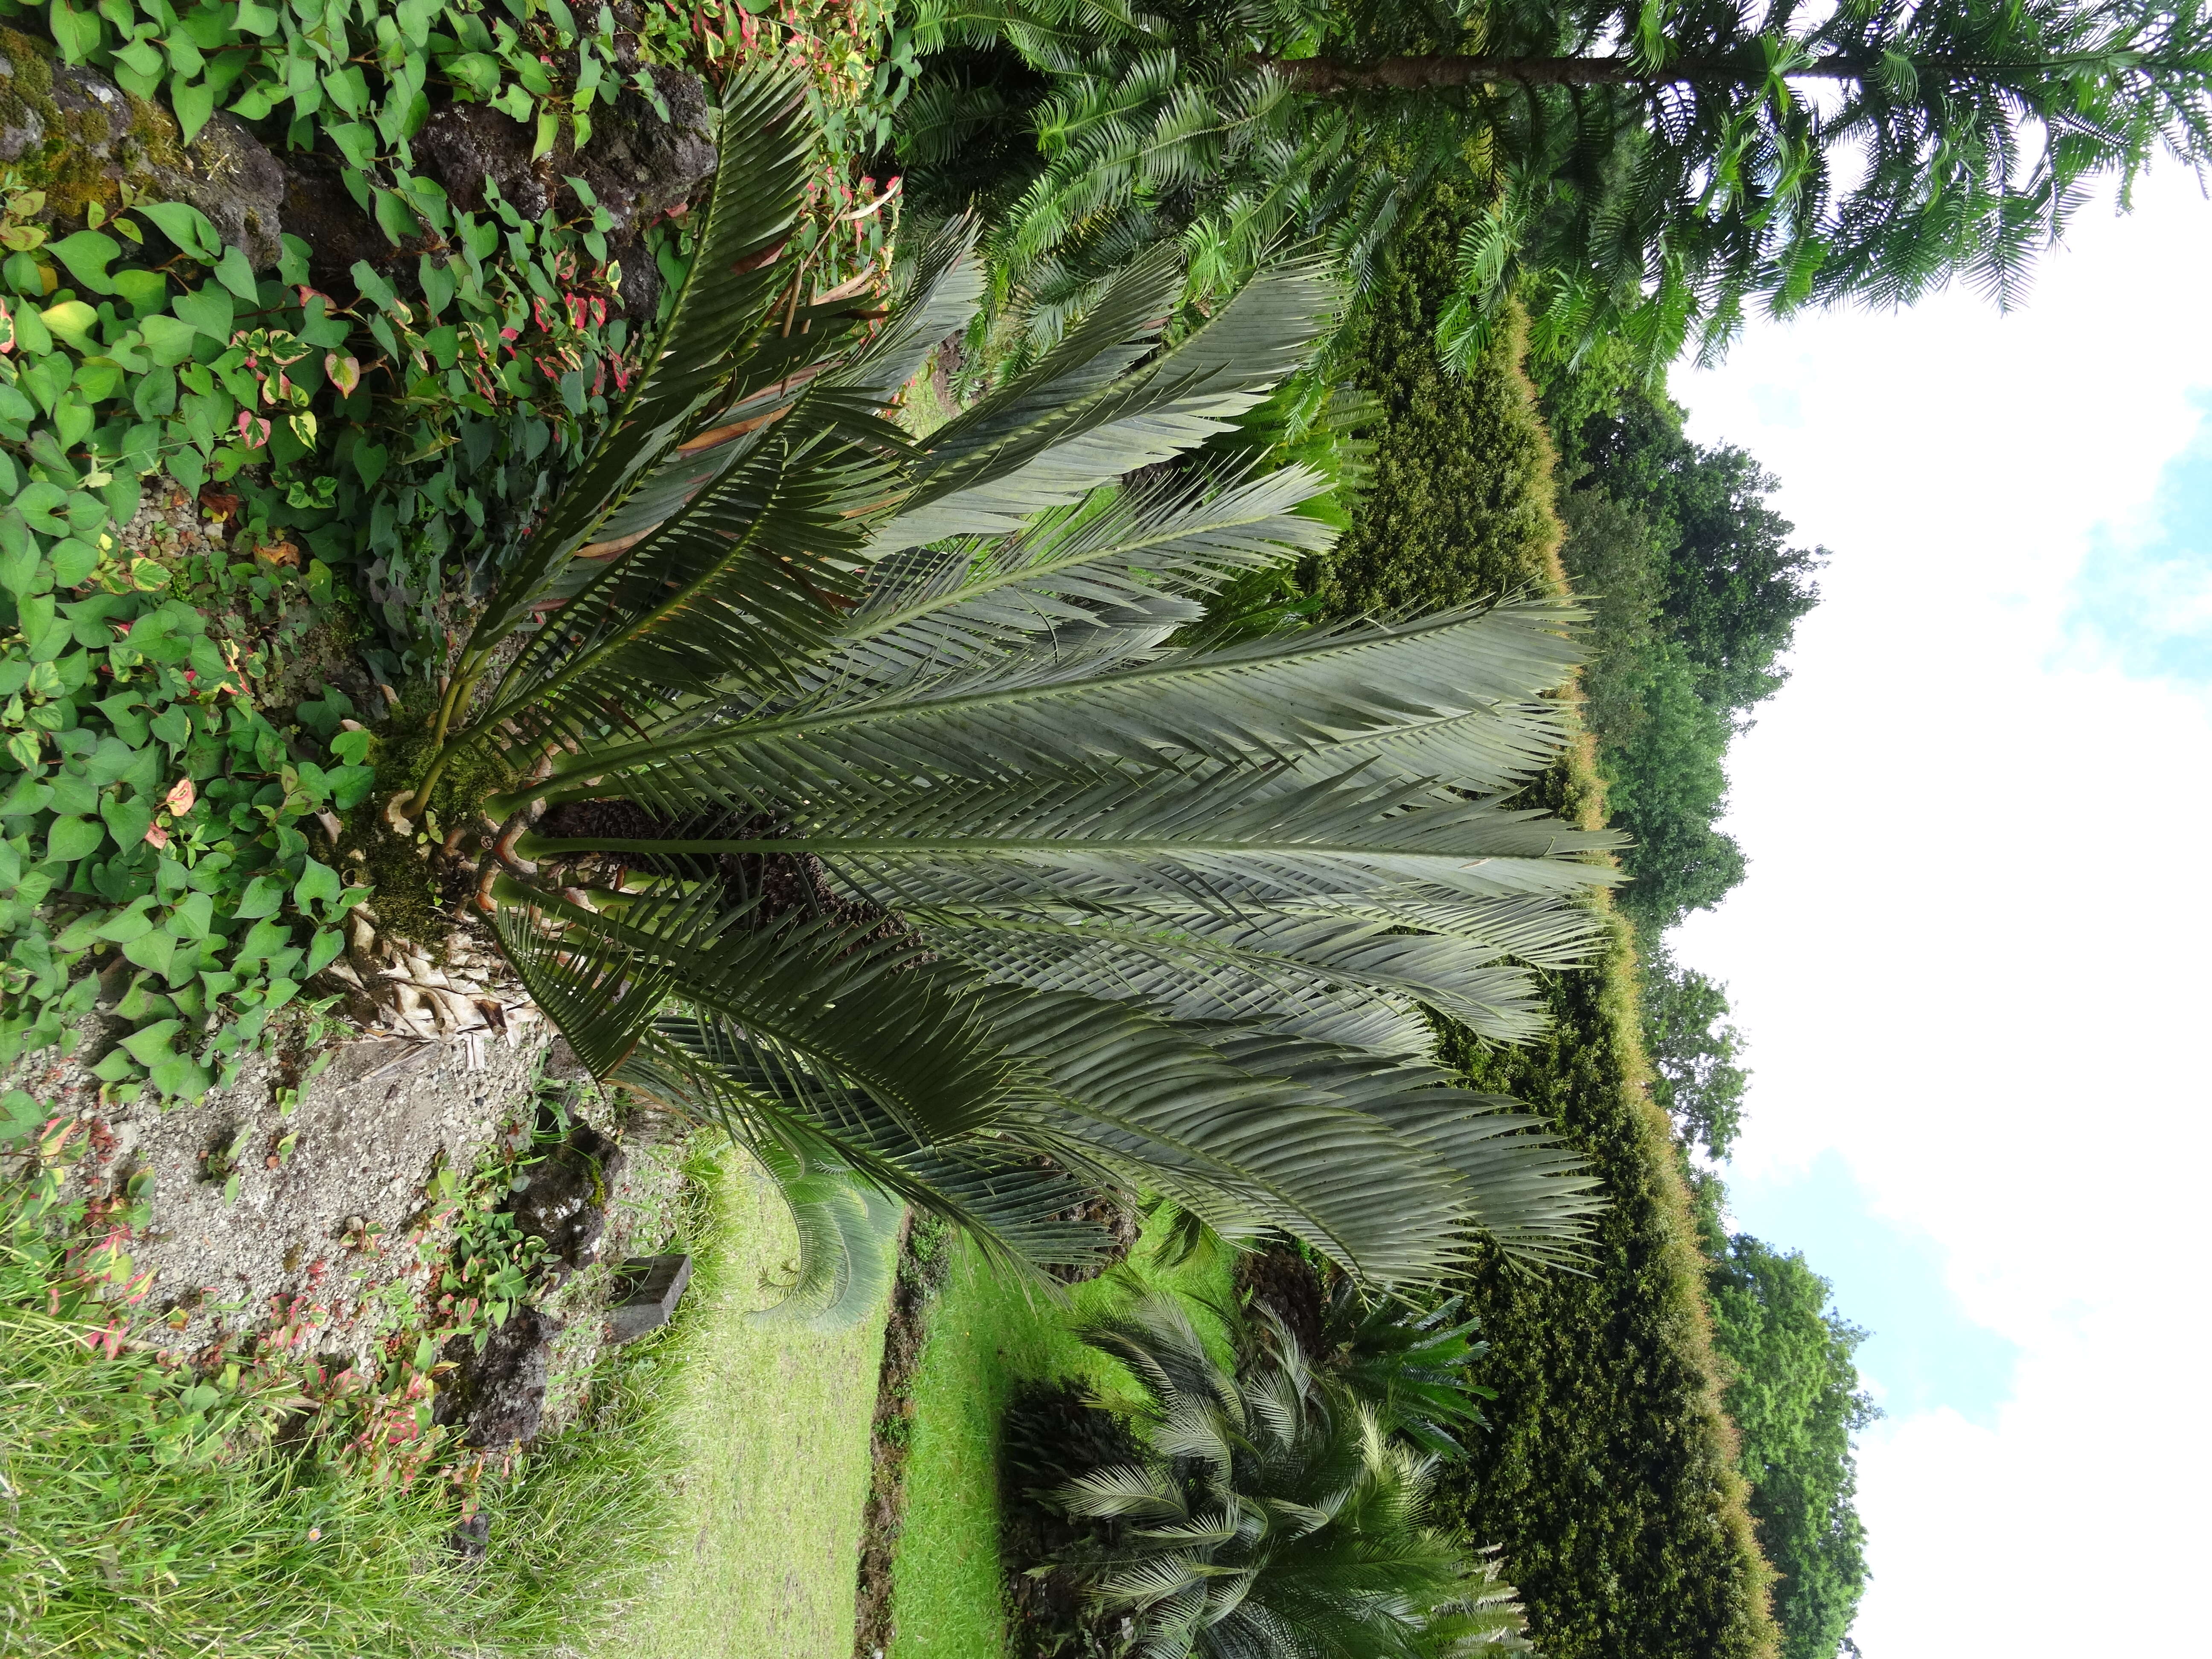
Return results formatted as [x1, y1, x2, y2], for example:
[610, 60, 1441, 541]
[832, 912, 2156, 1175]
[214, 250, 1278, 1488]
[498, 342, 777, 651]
[1638, 943, 1749, 1160]
[1558, 389, 1825, 720]
[1545, 371, 1822, 931]
[1706, 1235, 1880, 1659]
[899, 0, 2212, 365]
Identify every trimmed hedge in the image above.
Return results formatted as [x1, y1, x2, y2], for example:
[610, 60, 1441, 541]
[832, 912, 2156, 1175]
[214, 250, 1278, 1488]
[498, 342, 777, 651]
[1313, 185, 1565, 619]
[1321, 188, 1778, 1659]
[1437, 929, 1777, 1659]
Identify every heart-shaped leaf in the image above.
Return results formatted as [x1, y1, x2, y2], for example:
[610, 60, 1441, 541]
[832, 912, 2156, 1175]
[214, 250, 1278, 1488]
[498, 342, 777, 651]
[45, 815, 105, 863]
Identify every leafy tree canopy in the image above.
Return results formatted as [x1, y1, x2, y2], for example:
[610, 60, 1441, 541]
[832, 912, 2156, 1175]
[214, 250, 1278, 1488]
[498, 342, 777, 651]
[1708, 1234, 1880, 1659]
[1543, 364, 1820, 928]
[900, 0, 2212, 367]
[1564, 390, 1825, 720]
[1639, 943, 1749, 1160]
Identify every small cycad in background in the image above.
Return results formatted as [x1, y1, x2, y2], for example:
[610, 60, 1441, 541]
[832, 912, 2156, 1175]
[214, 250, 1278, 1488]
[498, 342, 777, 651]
[1009, 1294, 1532, 1659]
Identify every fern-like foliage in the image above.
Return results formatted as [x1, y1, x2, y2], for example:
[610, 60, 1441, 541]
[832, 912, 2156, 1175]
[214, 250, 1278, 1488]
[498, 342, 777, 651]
[1317, 1279, 1496, 1459]
[411, 67, 1618, 1313]
[900, 0, 2212, 371]
[902, 0, 1422, 362]
[1033, 1293, 1533, 1658]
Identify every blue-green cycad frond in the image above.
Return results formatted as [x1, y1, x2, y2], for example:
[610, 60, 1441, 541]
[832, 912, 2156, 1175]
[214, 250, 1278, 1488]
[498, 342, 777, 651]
[748, 1141, 906, 1330]
[423, 70, 1616, 1310]
[1036, 1293, 1533, 1656]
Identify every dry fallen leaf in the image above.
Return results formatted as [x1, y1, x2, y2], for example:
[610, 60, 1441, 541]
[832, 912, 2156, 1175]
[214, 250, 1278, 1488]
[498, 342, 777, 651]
[257, 539, 300, 569]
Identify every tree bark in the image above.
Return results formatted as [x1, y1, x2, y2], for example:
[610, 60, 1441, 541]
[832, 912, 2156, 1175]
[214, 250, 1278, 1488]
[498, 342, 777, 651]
[1261, 51, 1874, 93]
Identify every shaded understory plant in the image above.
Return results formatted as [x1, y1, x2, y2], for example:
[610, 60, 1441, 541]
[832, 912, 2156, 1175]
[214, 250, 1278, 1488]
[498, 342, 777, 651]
[1016, 1293, 1531, 1659]
[1319, 1278, 1496, 1461]
[391, 66, 1621, 1309]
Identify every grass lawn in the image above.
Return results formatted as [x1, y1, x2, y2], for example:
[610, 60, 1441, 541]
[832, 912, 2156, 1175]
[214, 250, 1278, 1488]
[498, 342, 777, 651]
[611, 1148, 891, 1659]
[887, 1225, 1237, 1659]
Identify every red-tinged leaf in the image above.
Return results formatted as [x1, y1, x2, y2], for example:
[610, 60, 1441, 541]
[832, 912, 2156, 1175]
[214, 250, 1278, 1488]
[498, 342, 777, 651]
[325, 352, 360, 394]
[166, 777, 195, 815]
[236, 411, 270, 448]
[143, 821, 169, 850]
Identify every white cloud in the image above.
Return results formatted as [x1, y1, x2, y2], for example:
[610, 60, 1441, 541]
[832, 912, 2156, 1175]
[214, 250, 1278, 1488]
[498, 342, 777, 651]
[1668, 166, 2212, 1652]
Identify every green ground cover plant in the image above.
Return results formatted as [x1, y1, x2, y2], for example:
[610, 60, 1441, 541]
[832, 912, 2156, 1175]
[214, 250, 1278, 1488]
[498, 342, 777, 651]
[0, 176, 381, 1095]
[0, 1108, 462, 1656]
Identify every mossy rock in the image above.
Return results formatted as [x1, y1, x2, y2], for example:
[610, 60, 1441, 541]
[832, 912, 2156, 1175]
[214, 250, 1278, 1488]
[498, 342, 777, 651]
[0, 26, 288, 266]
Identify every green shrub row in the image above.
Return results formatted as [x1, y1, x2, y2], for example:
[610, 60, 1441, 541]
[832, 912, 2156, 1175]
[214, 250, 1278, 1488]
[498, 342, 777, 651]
[1438, 935, 1777, 1659]
[1311, 185, 1780, 1659]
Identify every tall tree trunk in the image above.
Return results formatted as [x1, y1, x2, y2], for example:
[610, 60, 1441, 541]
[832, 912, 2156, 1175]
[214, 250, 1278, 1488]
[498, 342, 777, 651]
[1261, 52, 1874, 93]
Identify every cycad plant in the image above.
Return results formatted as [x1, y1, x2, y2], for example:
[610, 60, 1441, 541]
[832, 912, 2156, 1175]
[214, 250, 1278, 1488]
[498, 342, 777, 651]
[1032, 1295, 1531, 1658]
[385, 67, 1618, 1313]
[1319, 1280, 1496, 1459]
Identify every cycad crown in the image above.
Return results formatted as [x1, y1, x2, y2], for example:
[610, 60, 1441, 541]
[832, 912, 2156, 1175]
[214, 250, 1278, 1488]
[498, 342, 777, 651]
[401, 67, 1620, 1317]
[1042, 1293, 1535, 1657]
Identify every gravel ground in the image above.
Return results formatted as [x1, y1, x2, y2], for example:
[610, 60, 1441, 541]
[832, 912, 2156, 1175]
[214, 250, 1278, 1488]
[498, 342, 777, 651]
[34, 1019, 552, 1370]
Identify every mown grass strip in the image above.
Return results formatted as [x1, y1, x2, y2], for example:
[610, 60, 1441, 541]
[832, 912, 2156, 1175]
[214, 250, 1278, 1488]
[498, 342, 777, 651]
[611, 1151, 891, 1659]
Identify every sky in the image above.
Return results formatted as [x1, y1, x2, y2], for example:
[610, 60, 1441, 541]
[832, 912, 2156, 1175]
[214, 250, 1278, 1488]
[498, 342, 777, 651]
[1670, 163, 2212, 1655]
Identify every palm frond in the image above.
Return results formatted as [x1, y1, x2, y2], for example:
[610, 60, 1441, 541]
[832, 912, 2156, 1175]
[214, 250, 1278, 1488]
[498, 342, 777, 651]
[873, 254, 1341, 554]
[911, 908, 1559, 1051]
[982, 988, 1479, 1282]
[830, 463, 1336, 685]
[1197, 1031, 1604, 1269]
[748, 1139, 906, 1329]
[522, 599, 1602, 806]
[470, 68, 816, 647]
[498, 884, 1015, 1143]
